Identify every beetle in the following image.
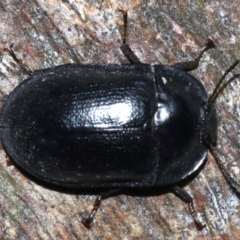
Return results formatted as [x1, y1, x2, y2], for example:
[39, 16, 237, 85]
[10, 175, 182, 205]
[0, 10, 239, 229]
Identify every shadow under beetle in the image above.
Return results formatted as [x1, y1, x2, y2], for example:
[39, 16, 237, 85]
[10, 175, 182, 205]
[1, 10, 240, 229]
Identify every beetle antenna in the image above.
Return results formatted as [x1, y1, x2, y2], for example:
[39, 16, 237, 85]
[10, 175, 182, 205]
[208, 145, 240, 193]
[208, 60, 240, 103]
[205, 60, 240, 194]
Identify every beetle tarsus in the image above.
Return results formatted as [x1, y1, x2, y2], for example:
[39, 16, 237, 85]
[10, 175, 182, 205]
[4, 45, 33, 75]
[173, 38, 215, 71]
[188, 202, 206, 230]
[172, 185, 205, 230]
[82, 188, 123, 228]
[82, 195, 102, 228]
[118, 9, 141, 64]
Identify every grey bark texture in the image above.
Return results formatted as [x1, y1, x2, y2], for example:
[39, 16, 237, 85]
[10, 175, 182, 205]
[0, 0, 240, 239]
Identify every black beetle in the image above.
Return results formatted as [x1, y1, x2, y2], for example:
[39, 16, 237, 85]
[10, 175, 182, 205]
[0, 10, 239, 228]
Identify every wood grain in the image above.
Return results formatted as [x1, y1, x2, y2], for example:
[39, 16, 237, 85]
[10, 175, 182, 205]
[0, 0, 239, 239]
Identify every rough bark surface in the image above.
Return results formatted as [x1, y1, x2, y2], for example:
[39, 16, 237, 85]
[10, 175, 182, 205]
[0, 0, 240, 239]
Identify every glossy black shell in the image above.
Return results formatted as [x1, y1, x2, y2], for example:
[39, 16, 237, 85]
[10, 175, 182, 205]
[0, 64, 215, 188]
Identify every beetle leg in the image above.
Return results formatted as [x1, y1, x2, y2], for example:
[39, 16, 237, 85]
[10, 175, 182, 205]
[118, 9, 142, 64]
[4, 45, 33, 75]
[172, 39, 215, 71]
[172, 185, 205, 230]
[81, 188, 123, 228]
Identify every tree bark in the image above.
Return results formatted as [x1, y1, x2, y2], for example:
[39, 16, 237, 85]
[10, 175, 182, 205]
[0, 0, 239, 239]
